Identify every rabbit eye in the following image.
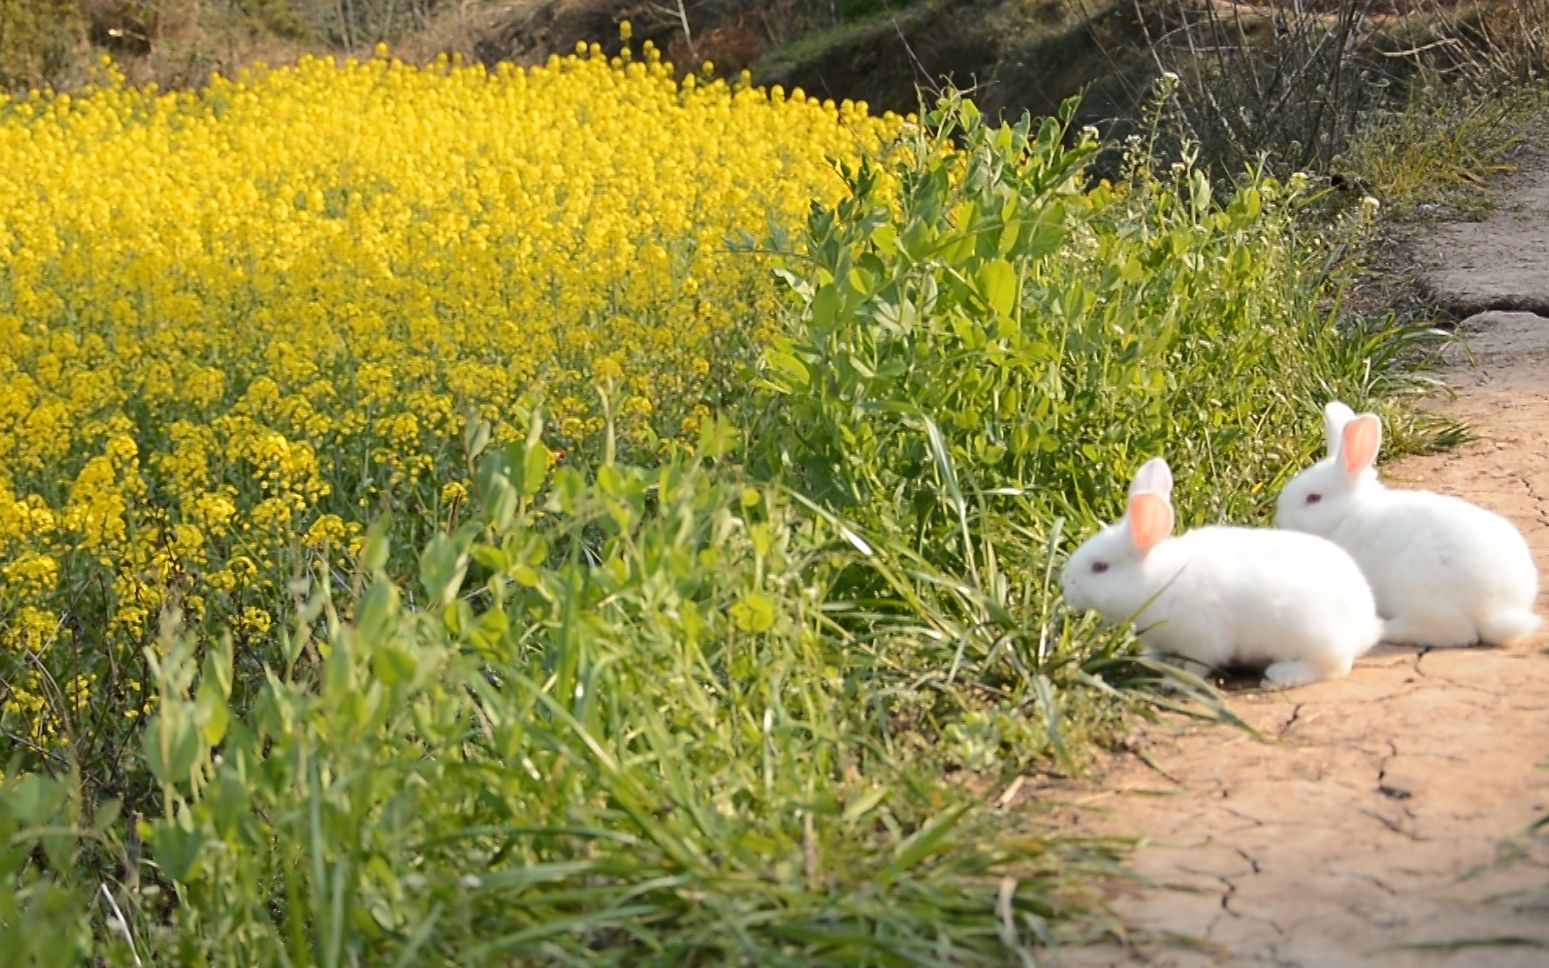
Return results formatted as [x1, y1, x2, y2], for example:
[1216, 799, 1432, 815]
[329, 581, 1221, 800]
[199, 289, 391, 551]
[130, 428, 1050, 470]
[1305, 493, 1323, 505]
[1091, 561, 1109, 574]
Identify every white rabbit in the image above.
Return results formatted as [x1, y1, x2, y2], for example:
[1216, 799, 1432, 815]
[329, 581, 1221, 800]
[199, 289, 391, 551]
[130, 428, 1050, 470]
[1274, 401, 1541, 648]
[1061, 457, 1381, 687]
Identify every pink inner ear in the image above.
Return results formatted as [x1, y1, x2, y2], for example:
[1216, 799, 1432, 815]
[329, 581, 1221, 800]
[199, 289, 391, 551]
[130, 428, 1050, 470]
[1341, 414, 1381, 476]
[1128, 492, 1173, 554]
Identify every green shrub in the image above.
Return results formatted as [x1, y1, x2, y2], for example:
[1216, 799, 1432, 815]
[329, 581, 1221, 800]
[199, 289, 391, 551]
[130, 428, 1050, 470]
[748, 91, 1429, 599]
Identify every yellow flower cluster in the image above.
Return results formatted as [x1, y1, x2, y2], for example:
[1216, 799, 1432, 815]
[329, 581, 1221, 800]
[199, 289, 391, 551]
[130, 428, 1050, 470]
[0, 44, 901, 737]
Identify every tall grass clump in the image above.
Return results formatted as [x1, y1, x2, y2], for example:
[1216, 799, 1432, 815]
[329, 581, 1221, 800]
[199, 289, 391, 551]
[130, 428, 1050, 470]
[1335, 65, 1549, 208]
[4, 416, 1126, 964]
[1128, 0, 1549, 183]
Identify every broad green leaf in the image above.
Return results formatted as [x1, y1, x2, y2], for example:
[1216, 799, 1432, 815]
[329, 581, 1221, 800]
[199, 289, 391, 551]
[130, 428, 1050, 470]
[463, 415, 492, 459]
[151, 811, 205, 883]
[695, 414, 739, 459]
[765, 349, 810, 389]
[419, 534, 468, 608]
[362, 513, 393, 573]
[521, 441, 551, 499]
[8, 773, 64, 827]
[374, 642, 419, 686]
[977, 258, 1018, 321]
[811, 281, 843, 326]
[596, 462, 625, 497]
[195, 687, 229, 747]
[470, 542, 509, 572]
[357, 579, 400, 642]
[202, 637, 233, 702]
[324, 631, 355, 700]
[143, 711, 201, 789]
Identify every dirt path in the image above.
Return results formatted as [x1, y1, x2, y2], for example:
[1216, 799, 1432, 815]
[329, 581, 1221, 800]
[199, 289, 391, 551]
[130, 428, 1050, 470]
[1047, 168, 1549, 966]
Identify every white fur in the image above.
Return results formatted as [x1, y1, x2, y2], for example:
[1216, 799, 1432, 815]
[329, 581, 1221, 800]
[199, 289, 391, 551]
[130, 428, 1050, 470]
[1274, 400, 1541, 647]
[1061, 458, 1381, 687]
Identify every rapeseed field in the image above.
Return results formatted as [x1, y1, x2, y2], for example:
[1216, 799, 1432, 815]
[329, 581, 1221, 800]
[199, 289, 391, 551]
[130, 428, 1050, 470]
[0, 42, 900, 738]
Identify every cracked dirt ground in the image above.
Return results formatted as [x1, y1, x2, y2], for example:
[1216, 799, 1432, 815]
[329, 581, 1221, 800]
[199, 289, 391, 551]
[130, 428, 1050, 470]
[1049, 165, 1549, 966]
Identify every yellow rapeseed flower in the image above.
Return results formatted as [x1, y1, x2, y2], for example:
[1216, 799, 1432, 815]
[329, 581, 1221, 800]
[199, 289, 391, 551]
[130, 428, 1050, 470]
[0, 42, 903, 741]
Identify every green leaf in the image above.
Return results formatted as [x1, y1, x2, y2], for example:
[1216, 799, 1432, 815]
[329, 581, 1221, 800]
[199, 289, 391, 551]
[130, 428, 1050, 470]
[487, 476, 519, 531]
[143, 711, 201, 789]
[324, 633, 355, 701]
[596, 462, 625, 497]
[195, 688, 229, 748]
[202, 635, 233, 701]
[1032, 674, 1072, 772]
[976, 257, 1018, 320]
[695, 414, 739, 459]
[151, 810, 205, 883]
[463, 415, 492, 459]
[811, 281, 843, 326]
[95, 798, 123, 833]
[477, 604, 509, 640]
[374, 642, 419, 686]
[729, 591, 776, 633]
[474, 448, 512, 501]
[765, 348, 810, 389]
[544, 467, 587, 515]
[207, 770, 250, 839]
[886, 801, 972, 877]
[8, 773, 64, 826]
[520, 441, 551, 499]
[357, 579, 400, 642]
[470, 542, 509, 572]
[842, 785, 889, 823]
[419, 534, 469, 608]
[362, 513, 393, 573]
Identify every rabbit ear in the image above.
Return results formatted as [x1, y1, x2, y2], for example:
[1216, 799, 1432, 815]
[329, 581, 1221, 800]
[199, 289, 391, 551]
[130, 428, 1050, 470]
[1128, 457, 1174, 498]
[1323, 401, 1356, 455]
[1340, 413, 1382, 476]
[1128, 491, 1174, 554]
